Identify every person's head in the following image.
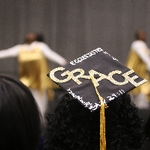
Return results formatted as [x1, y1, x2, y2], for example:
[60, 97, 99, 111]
[45, 93, 143, 150]
[135, 29, 146, 42]
[36, 33, 45, 42]
[0, 74, 41, 150]
[24, 32, 37, 44]
[46, 48, 146, 150]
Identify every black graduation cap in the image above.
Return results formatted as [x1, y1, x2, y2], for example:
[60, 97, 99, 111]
[48, 47, 146, 150]
[48, 48, 146, 112]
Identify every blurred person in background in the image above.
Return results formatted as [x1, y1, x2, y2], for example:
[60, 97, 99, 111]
[126, 29, 150, 128]
[0, 32, 67, 119]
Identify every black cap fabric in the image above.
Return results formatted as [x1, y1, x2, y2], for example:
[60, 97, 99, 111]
[48, 48, 146, 112]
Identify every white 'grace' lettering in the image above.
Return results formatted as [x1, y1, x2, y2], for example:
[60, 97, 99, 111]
[49, 67, 147, 87]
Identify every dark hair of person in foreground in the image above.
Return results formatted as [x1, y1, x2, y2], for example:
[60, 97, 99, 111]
[0, 74, 42, 150]
[45, 93, 143, 150]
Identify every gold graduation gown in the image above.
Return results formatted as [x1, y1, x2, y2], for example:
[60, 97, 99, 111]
[18, 45, 54, 100]
[126, 50, 150, 100]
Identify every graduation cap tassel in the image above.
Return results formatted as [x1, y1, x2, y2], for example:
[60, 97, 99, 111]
[90, 75, 107, 150]
[100, 99, 106, 150]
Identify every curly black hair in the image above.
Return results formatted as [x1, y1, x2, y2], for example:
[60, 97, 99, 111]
[45, 93, 143, 150]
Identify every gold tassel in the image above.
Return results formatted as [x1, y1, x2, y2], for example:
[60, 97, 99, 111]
[90, 75, 107, 150]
